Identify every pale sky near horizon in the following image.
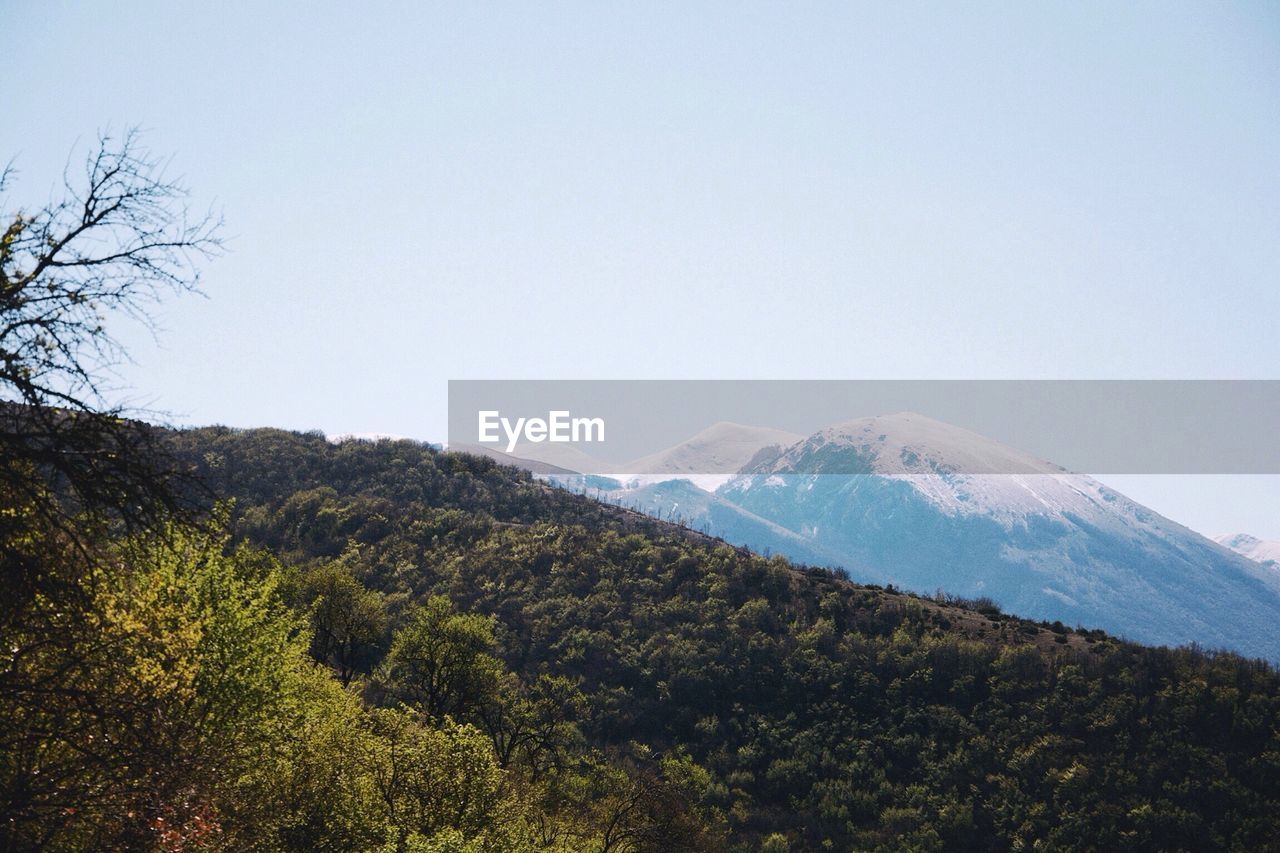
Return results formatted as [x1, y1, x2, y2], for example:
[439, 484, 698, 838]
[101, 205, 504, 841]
[2, 2, 1279, 538]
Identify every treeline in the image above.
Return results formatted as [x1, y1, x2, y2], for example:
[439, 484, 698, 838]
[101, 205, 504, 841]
[0, 131, 723, 851]
[7, 419, 1280, 850]
[158, 426, 1280, 851]
[7, 131, 1279, 852]
[1, 434, 721, 850]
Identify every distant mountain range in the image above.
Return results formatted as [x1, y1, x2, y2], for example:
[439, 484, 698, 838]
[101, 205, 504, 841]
[505, 412, 1280, 662]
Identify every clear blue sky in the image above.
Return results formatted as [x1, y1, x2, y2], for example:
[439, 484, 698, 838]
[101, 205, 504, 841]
[2, 2, 1278, 537]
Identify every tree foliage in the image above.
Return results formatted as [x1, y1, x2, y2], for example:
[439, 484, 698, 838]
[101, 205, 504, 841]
[170, 426, 1280, 851]
[382, 596, 504, 720]
[7, 132, 1280, 851]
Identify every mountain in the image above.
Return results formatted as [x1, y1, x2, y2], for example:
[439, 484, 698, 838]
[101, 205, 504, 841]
[507, 421, 801, 486]
[1215, 533, 1280, 568]
[620, 421, 803, 476]
[687, 412, 1280, 661]
[605, 477, 847, 569]
[462, 412, 1280, 660]
[161, 425, 1280, 850]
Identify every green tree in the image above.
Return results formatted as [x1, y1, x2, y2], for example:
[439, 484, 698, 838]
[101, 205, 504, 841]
[587, 749, 722, 853]
[1, 522, 308, 848]
[296, 554, 388, 685]
[382, 596, 504, 720]
[1, 134, 224, 851]
[477, 673, 586, 776]
[366, 707, 513, 848]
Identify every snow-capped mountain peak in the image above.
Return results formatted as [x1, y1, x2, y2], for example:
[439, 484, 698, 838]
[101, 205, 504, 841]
[708, 413, 1280, 661]
[732, 412, 1115, 524]
[517, 411, 1280, 661]
[751, 412, 1062, 477]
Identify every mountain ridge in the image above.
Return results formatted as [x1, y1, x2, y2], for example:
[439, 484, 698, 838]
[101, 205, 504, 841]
[158, 424, 1280, 850]
[534, 412, 1280, 661]
[1216, 532, 1280, 567]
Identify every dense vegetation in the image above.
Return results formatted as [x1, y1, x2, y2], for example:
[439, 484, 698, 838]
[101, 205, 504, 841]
[150, 426, 1279, 851]
[5, 134, 1280, 850]
[8, 425, 1280, 851]
[3, 132, 723, 851]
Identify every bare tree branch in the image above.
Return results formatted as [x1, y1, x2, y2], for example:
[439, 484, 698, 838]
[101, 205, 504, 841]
[0, 129, 223, 532]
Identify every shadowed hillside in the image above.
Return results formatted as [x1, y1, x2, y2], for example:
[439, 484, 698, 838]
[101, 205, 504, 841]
[168, 425, 1280, 851]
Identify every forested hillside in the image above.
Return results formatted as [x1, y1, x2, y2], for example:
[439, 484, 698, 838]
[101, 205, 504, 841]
[6, 127, 1277, 852]
[164, 426, 1280, 851]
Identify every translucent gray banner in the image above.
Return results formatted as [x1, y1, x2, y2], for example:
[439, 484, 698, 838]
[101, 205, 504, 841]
[446, 380, 1280, 475]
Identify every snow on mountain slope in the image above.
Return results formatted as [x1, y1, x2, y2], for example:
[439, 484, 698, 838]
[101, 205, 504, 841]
[1215, 533, 1280, 567]
[713, 413, 1280, 661]
[623, 422, 803, 475]
[602, 478, 847, 570]
[512, 411, 1280, 660]
[737, 412, 1107, 521]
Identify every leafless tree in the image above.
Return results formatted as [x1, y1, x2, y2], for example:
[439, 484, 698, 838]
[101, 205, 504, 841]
[0, 129, 222, 534]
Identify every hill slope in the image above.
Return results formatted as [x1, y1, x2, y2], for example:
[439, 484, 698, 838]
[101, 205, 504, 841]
[170, 426, 1280, 850]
